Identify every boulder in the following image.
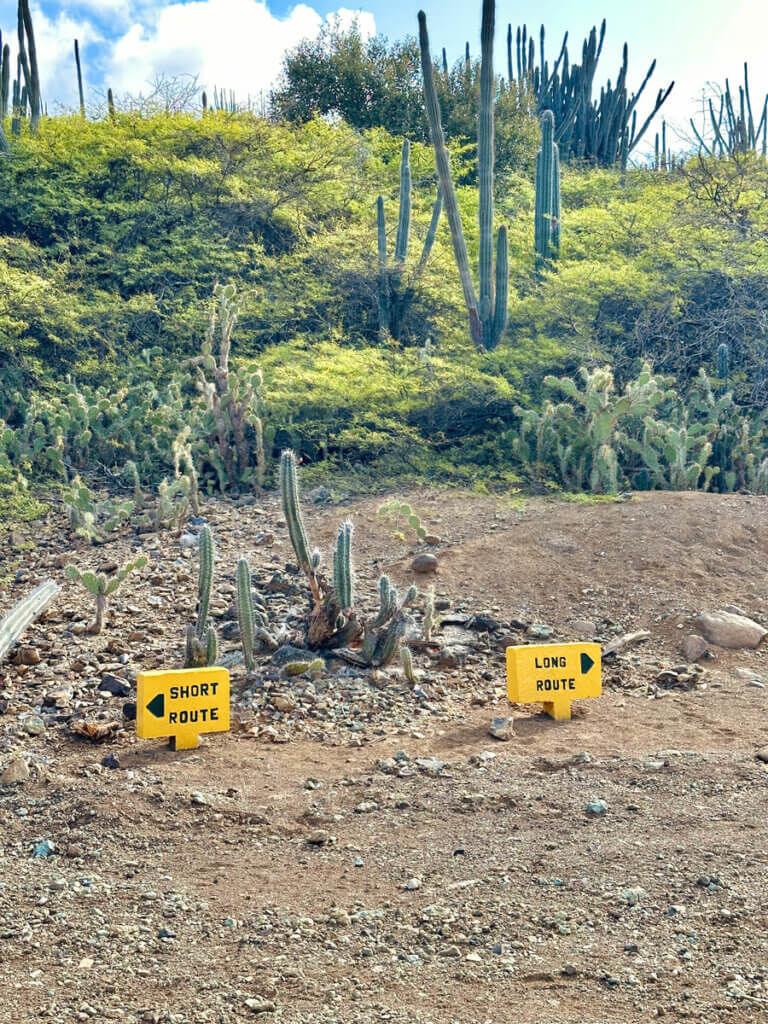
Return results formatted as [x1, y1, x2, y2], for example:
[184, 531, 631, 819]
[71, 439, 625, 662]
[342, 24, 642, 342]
[695, 611, 767, 650]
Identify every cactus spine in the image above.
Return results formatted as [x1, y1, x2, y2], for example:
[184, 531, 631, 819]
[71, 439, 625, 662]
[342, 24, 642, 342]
[236, 557, 255, 672]
[418, 0, 508, 350]
[0, 581, 60, 663]
[535, 111, 560, 261]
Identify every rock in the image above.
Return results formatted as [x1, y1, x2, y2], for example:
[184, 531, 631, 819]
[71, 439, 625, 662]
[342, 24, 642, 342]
[695, 611, 767, 650]
[244, 998, 277, 1014]
[489, 716, 513, 741]
[586, 798, 608, 816]
[122, 701, 137, 722]
[271, 693, 296, 712]
[23, 716, 46, 736]
[438, 646, 468, 669]
[571, 619, 597, 637]
[271, 645, 312, 666]
[404, 877, 421, 890]
[683, 635, 709, 662]
[756, 747, 768, 764]
[307, 829, 333, 845]
[411, 554, 438, 574]
[179, 533, 199, 551]
[603, 631, 652, 656]
[101, 753, 120, 770]
[98, 674, 131, 697]
[32, 840, 56, 858]
[190, 792, 209, 806]
[527, 623, 553, 640]
[0, 757, 29, 785]
[422, 534, 442, 546]
[354, 800, 378, 814]
[14, 645, 40, 666]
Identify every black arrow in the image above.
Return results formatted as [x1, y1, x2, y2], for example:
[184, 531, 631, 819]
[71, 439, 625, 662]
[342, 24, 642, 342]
[580, 652, 595, 675]
[146, 693, 165, 719]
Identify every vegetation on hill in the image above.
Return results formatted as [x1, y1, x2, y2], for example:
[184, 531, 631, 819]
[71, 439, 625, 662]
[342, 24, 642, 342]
[0, 2, 767, 517]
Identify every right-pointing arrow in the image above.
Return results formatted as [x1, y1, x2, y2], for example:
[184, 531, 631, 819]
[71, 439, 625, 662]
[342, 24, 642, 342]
[147, 693, 165, 719]
[580, 652, 595, 675]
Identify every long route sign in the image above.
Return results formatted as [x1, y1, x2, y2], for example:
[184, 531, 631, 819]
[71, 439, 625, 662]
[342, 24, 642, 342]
[506, 642, 601, 720]
[137, 667, 230, 750]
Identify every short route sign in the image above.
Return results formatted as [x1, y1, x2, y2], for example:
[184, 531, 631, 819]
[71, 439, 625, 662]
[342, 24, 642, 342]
[137, 667, 230, 750]
[506, 642, 601, 720]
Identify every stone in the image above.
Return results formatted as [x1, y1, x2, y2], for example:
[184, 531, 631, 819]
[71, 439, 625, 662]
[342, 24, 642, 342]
[695, 611, 767, 650]
[422, 534, 442, 546]
[307, 829, 331, 845]
[122, 701, 137, 722]
[101, 753, 120, 770]
[405, 877, 421, 890]
[603, 631, 652, 656]
[14, 645, 40, 666]
[23, 716, 46, 736]
[271, 693, 296, 711]
[683, 635, 709, 662]
[438, 646, 468, 669]
[756, 747, 768, 764]
[0, 757, 29, 785]
[411, 554, 438, 574]
[527, 623, 553, 640]
[571, 619, 597, 637]
[489, 716, 513, 741]
[354, 800, 378, 813]
[99, 674, 131, 697]
[586, 799, 608, 816]
[33, 840, 56, 858]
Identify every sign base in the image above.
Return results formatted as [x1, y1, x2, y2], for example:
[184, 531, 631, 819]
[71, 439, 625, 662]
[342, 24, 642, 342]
[543, 699, 572, 721]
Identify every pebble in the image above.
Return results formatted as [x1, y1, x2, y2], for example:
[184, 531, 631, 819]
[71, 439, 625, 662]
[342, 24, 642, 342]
[23, 716, 46, 736]
[14, 645, 41, 666]
[405, 877, 421, 890]
[488, 716, 513, 741]
[32, 840, 56, 858]
[98, 674, 131, 697]
[683, 634, 709, 662]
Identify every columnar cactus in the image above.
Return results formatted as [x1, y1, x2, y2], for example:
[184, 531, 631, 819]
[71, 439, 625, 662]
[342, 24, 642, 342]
[333, 521, 353, 610]
[279, 450, 312, 577]
[0, 581, 60, 663]
[17, 0, 40, 135]
[236, 556, 255, 672]
[74, 38, 85, 117]
[376, 139, 441, 340]
[400, 644, 418, 684]
[184, 525, 218, 668]
[422, 586, 435, 642]
[716, 342, 730, 382]
[360, 575, 417, 667]
[535, 111, 560, 261]
[418, 0, 508, 350]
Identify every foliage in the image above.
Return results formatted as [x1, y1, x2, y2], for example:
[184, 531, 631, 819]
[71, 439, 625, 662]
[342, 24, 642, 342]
[378, 500, 428, 541]
[65, 555, 147, 633]
[65, 475, 133, 544]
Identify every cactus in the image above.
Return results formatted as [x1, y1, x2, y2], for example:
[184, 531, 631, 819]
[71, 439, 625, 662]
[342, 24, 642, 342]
[74, 38, 85, 117]
[422, 586, 435, 642]
[193, 283, 267, 492]
[418, 1, 508, 350]
[65, 476, 133, 544]
[359, 576, 417, 667]
[66, 556, 147, 634]
[0, 581, 60, 664]
[195, 525, 214, 635]
[236, 556, 255, 672]
[107, 87, 115, 118]
[378, 500, 428, 541]
[333, 520, 353, 610]
[280, 450, 312, 577]
[511, 19, 673, 168]
[376, 139, 441, 341]
[17, 0, 40, 135]
[535, 111, 560, 260]
[716, 342, 730, 382]
[691, 64, 768, 157]
[400, 644, 419, 685]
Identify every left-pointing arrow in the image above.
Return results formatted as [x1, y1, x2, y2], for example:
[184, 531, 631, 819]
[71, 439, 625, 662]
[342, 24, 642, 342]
[146, 693, 165, 719]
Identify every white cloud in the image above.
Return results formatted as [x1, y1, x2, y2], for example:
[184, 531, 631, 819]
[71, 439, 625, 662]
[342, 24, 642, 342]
[103, 0, 377, 104]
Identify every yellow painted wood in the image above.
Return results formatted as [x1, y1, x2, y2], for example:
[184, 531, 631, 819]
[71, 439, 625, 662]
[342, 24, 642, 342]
[137, 667, 230, 749]
[506, 642, 601, 720]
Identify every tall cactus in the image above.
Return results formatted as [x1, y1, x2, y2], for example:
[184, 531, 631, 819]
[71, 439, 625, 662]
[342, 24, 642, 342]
[184, 524, 218, 668]
[236, 557, 255, 672]
[17, 0, 40, 135]
[418, 0, 508, 351]
[279, 450, 312, 576]
[333, 521, 353, 610]
[691, 64, 768, 158]
[0, 581, 60, 663]
[74, 38, 85, 117]
[535, 111, 561, 261]
[376, 138, 441, 340]
[0, 36, 9, 118]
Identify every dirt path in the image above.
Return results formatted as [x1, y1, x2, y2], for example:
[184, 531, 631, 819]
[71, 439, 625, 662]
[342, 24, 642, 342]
[1, 490, 768, 1023]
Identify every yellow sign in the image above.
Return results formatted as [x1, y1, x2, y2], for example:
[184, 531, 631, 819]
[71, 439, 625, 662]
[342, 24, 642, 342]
[137, 667, 230, 750]
[506, 642, 601, 720]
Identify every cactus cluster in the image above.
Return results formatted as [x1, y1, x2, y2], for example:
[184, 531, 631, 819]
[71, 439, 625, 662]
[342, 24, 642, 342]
[0, 581, 60, 664]
[280, 450, 413, 663]
[534, 111, 561, 261]
[66, 556, 147, 634]
[194, 283, 268, 493]
[691, 64, 768, 157]
[418, 0, 508, 351]
[65, 476, 133, 544]
[509, 20, 673, 168]
[184, 525, 219, 668]
[376, 139, 443, 341]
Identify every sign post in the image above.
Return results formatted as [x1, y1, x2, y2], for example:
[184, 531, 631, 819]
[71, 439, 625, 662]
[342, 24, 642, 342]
[137, 667, 230, 750]
[506, 642, 601, 720]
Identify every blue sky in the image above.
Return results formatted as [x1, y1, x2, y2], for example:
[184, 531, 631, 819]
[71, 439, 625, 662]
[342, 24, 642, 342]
[2, 0, 767, 151]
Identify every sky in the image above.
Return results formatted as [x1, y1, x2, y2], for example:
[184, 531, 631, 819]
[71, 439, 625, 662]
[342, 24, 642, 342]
[2, 0, 768, 149]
